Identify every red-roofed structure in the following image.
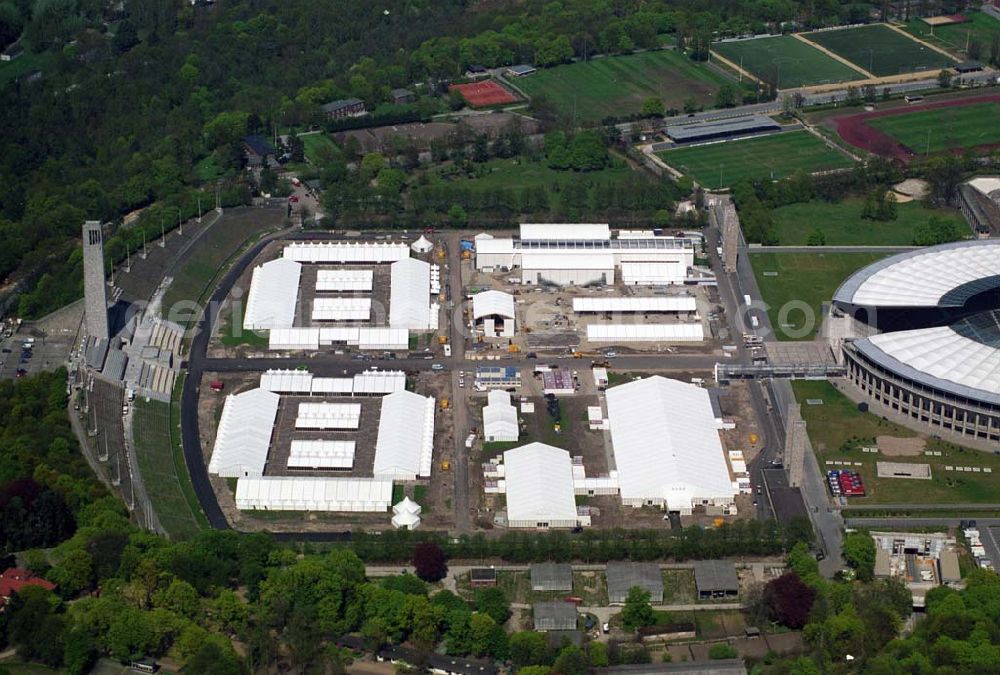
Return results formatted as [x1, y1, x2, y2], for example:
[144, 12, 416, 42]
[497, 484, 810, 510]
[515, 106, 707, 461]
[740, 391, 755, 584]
[0, 568, 56, 604]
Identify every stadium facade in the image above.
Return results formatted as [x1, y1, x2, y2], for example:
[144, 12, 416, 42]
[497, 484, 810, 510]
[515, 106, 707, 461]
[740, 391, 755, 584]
[831, 241, 1000, 442]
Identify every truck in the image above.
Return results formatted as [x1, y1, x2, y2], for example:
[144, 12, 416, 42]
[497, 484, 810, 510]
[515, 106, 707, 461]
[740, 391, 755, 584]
[444, 344, 452, 357]
[743, 294, 752, 307]
[750, 315, 759, 329]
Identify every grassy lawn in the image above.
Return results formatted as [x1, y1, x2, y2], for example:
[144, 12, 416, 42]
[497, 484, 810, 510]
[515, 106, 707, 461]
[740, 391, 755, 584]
[515, 50, 731, 122]
[218, 299, 269, 347]
[713, 35, 864, 87]
[660, 131, 854, 189]
[792, 381, 1000, 504]
[867, 101, 1000, 153]
[805, 24, 954, 76]
[750, 252, 886, 340]
[0, 49, 52, 86]
[905, 12, 1000, 57]
[572, 570, 608, 606]
[661, 569, 697, 604]
[133, 380, 207, 539]
[770, 198, 966, 245]
[300, 132, 342, 165]
[422, 157, 634, 195]
[195, 154, 230, 182]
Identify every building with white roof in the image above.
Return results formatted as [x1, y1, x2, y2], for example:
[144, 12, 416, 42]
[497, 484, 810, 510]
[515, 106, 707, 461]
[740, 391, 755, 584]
[235, 477, 392, 511]
[605, 376, 736, 513]
[261, 368, 405, 396]
[287, 440, 356, 469]
[284, 241, 409, 264]
[391, 496, 422, 529]
[833, 241, 1000, 442]
[373, 391, 435, 480]
[268, 327, 409, 351]
[472, 290, 516, 337]
[209, 388, 281, 477]
[316, 269, 373, 292]
[389, 258, 436, 330]
[483, 390, 519, 442]
[295, 402, 362, 430]
[572, 296, 697, 313]
[243, 258, 302, 330]
[475, 224, 693, 286]
[503, 443, 581, 529]
[587, 323, 704, 342]
[311, 297, 371, 322]
[411, 235, 434, 253]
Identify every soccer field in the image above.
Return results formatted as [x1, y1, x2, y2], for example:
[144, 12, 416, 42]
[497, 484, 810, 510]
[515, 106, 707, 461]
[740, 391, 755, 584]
[906, 12, 1000, 56]
[805, 24, 954, 76]
[659, 131, 855, 189]
[867, 101, 1000, 153]
[712, 35, 864, 88]
[515, 50, 729, 123]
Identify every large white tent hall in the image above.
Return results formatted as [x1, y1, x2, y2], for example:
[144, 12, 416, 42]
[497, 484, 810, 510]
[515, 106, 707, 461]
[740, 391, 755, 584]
[373, 390, 435, 480]
[235, 477, 393, 512]
[243, 258, 302, 330]
[208, 387, 281, 478]
[287, 440, 357, 470]
[502, 443, 581, 529]
[284, 241, 409, 264]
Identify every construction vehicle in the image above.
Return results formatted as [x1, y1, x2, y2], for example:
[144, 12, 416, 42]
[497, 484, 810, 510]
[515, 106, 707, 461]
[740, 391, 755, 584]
[712, 517, 725, 528]
[438, 335, 448, 345]
[461, 250, 471, 260]
[508, 343, 520, 353]
[440, 460, 451, 471]
[439, 398, 450, 409]
[436, 248, 446, 260]
[749, 433, 759, 445]
[572, 351, 583, 359]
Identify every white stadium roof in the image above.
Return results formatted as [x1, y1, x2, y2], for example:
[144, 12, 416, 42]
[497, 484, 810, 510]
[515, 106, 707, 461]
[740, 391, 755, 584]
[373, 391, 435, 480]
[833, 240, 1000, 308]
[587, 323, 704, 342]
[235, 477, 392, 512]
[311, 297, 371, 322]
[606, 376, 735, 510]
[316, 269, 373, 292]
[389, 258, 434, 329]
[573, 297, 697, 313]
[484, 390, 519, 442]
[284, 241, 409, 264]
[520, 223, 610, 241]
[208, 388, 281, 477]
[295, 402, 362, 429]
[503, 443, 579, 527]
[473, 290, 516, 319]
[287, 440, 356, 469]
[243, 258, 301, 330]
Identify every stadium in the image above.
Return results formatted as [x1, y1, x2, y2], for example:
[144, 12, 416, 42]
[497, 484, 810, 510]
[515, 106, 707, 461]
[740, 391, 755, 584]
[831, 240, 1000, 442]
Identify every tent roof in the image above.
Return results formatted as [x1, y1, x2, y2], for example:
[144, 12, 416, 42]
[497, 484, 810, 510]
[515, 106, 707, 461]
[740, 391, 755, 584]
[244, 258, 301, 329]
[503, 443, 577, 524]
[473, 290, 516, 319]
[208, 388, 281, 477]
[373, 391, 435, 478]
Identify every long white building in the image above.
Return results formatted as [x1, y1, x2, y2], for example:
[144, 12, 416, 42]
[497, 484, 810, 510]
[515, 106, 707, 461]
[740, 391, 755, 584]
[483, 390, 519, 442]
[503, 443, 581, 529]
[373, 390, 436, 480]
[605, 376, 736, 514]
[209, 387, 281, 478]
[235, 477, 392, 512]
[389, 258, 436, 330]
[243, 258, 302, 330]
[475, 224, 694, 286]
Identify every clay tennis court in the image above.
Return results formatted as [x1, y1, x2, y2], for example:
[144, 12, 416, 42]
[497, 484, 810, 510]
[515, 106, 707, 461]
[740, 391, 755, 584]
[832, 93, 1000, 162]
[449, 80, 517, 107]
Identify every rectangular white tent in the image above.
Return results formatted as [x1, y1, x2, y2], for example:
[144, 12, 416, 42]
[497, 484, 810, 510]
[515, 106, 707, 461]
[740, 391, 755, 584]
[309, 378, 356, 395]
[235, 477, 392, 512]
[287, 439, 356, 469]
[521, 253, 615, 286]
[284, 241, 409, 264]
[295, 402, 362, 430]
[316, 268, 373, 292]
[503, 443, 579, 528]
[260, 369, 313, 394]
[621, 261, 687, 286]
[572, 297, 697, 313]
[389, 258, 434, 329]
[268, 327, 408, 351]
[243, 258, 302, 330]
[520, 223, 610, 241]
[269, 328, 320, 350]
[605, 376, 735, 513]
[373, 390, 435, 480]
[208, 388, 281, 477]
[353, 370, 406, 395]
[484, 390, 519, 442]
[311, 297, 371, 322]
[587, 323, 704, 342]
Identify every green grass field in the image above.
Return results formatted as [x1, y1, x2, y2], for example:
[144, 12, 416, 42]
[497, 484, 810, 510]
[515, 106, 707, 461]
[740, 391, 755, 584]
[0, 50, 52, 86]
[805, 24, 954, 76]
[751, 252, 886, 340]
[659, 131, 854, 189]
[792, 381, 1000, 504]
[133, 391, 207, 539]
[867, 101, 1000, 153]
[514, 50, 731, 122]
[906, 12, 1000, 57]
[300, 132, 342, 165]
[712, 35, 865, 87]
[771, 198, 966, 245]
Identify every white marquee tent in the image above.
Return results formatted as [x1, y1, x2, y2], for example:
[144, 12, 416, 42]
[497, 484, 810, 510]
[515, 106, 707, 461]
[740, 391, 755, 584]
[316, 269, 374, 292]
[587, 323, 704, 342]
[235, 477, 392, 512]
[287, 439, 356, 469]
[503, 443, 579, 529]
[208, 388, 281, 477]
[243, 258, 302, 330]
[284, 241, 409, 264]
[389, 258, 435, 329]
[373, 391, 435, 480]
[483, 390, 519, 442]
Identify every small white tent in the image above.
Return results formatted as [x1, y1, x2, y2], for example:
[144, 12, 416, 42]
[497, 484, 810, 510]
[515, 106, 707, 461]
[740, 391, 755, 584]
[391, 496, 422, 529]
[411, 235, 433, 253]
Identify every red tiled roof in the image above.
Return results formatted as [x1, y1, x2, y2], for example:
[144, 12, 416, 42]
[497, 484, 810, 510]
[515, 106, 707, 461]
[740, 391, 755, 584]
[0, 568, 56, 598]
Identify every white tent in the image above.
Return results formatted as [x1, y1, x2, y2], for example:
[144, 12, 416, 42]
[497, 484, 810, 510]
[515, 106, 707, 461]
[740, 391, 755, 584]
[284, 241, 409, 264]
[389, 258, 434, 329]
[483, 390, 519, 442]
[373, 391, 435, 480]
[572, 296, 696, 313]
[243, 258, 302, 330]
[411, 235, 434, 253]
[311, 297, 371, 322]
[391, 496, 422, 529]
[605, 376, 735, 513]
[503, 443, 579, 529]
[295, 402, 362, 430]
[208, 388, 281, 477]
[472, 290, 516, 319]
[587, 323, 704, 342]
[236, 477, 392, 512]
[316, 268, 373, 292]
